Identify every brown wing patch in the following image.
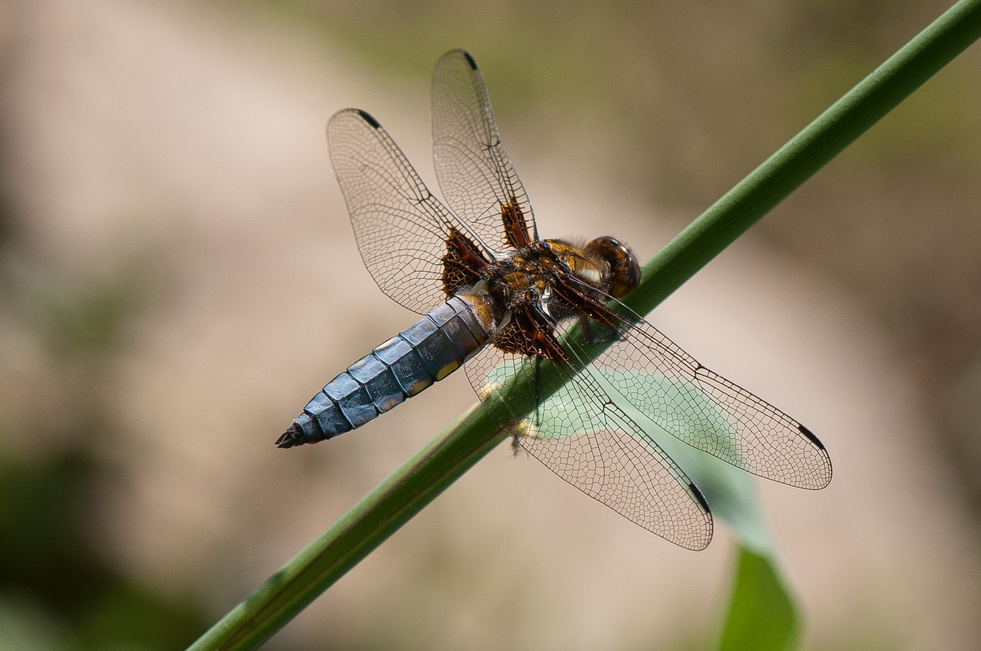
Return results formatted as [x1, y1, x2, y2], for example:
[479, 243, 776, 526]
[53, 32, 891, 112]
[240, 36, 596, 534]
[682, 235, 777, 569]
[501, 197, 532, 250]
[441, 227, 488, 297]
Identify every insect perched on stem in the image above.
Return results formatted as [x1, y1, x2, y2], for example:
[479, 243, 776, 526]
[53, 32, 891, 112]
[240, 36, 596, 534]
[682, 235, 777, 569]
[279, 50, 832, 550]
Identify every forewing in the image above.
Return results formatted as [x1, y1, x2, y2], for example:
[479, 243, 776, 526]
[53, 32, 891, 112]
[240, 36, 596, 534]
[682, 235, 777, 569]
[327, 108, 475, 314]
[432, 49, 537, 251]
[566, 299, 833, 490]
[464, 342, 713, 550]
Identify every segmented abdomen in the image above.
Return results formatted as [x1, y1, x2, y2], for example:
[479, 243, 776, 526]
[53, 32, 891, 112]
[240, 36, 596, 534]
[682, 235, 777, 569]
[278, 296, 492, 447]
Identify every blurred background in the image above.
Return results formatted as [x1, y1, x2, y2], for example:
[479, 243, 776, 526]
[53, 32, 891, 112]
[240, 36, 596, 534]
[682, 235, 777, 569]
[1, 0, 979, 648]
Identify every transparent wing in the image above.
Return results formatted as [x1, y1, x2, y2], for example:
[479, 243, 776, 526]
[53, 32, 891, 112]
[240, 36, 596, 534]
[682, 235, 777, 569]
[565, 296, 833, 490]
[327, 108, 477, 314]
[464, 338, 714, 550]
[432, 49, 538, 251]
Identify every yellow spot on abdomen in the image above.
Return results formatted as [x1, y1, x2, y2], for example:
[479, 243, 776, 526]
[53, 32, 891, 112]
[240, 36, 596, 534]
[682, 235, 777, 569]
[435, 360, 460, 380]
[408, 377, 433, 396]
[378, 396, 401, 412]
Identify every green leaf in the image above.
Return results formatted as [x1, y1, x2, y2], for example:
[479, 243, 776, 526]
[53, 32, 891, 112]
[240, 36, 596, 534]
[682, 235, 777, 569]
[717, 547, 800, 651]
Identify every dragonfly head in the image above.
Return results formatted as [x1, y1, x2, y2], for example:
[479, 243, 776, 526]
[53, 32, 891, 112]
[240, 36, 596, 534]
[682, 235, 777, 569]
[585, 237, 641, 299]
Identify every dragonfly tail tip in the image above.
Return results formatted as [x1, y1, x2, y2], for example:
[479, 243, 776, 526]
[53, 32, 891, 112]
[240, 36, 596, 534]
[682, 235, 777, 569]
[276, 424, 304, 449]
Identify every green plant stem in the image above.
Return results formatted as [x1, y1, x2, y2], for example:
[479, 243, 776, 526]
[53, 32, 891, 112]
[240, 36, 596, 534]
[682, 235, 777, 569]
[191, 2, 981, 648]
[190, 405, 507, 651]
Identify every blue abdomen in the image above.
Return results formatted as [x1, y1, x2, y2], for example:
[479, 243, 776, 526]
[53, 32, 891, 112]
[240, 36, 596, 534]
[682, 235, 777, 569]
[277, 296, 492, 448]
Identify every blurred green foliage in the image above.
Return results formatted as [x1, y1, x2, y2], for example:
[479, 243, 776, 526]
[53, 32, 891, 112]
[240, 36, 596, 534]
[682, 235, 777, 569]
[718, 547, 798, 651]
[0, 257, 209, 648]
[0, 447, 209, 650]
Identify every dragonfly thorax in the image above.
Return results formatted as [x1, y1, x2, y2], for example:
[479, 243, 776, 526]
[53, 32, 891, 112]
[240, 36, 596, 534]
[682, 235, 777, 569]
[475, 237, 639, 329]
[482, 241, 575, 310]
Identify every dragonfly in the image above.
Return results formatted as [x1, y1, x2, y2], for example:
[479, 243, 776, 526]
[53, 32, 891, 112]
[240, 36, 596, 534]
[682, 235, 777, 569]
[278, 49, 832, 550]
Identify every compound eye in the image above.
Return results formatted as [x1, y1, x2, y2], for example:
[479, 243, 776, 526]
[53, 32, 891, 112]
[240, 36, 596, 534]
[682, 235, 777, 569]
[585, 236, 641, 299]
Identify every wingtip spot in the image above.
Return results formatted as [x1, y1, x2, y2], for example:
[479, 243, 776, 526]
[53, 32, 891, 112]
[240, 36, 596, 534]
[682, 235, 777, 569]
[689, 482, 711, 514]
[356, 109, 381, 129]
[798, 423, 826, 450]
